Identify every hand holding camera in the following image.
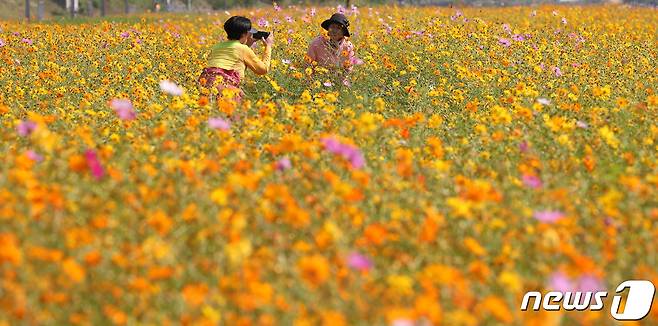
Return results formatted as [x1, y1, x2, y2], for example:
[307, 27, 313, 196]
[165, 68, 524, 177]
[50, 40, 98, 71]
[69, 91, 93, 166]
[248, 30, 273, 48]
[255, 31, 274, 48]
[264, 32, 274, 47]
[252, 31, 270, 40]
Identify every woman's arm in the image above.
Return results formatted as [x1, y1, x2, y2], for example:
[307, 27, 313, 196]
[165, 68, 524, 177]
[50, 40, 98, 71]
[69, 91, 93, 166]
[243, 44, 272, 75]
[307, 37, 325, 63]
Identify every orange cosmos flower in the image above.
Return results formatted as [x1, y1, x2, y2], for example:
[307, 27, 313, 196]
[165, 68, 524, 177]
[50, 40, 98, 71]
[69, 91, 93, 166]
[182, 283, 209, 306]
[0, 233, 22, 265]
[297, 254, 331, 288]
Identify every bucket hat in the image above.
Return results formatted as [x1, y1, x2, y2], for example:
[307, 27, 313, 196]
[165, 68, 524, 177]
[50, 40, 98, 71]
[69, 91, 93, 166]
[321, 13, 350, 37]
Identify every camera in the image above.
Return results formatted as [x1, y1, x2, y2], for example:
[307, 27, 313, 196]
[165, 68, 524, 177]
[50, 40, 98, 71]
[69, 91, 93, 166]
[252, 31, 270, 40]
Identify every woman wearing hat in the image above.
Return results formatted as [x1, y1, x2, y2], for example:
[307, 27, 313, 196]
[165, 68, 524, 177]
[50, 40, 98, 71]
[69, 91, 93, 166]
[307, 13, 358, 73]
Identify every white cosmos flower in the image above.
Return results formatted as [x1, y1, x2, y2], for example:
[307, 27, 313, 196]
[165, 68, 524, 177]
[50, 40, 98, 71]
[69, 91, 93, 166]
[537, 98, 551, 106]
[159, 80, 183, 96]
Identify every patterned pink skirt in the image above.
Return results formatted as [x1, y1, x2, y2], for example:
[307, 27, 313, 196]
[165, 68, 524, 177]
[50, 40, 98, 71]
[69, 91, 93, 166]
[198, 67, 243, 100]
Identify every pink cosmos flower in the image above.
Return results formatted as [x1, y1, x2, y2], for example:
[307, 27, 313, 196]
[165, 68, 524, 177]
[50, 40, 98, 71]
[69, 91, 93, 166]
[576, 121, 588, 129]
[533, 210, 565, 223]
[159, 80, 183, 96]
[322, 137, 341, 153]
[110, 99, 136, 121]
[0, 39, 5, 47]
[552, 66, 563, 77]
[21, 38, 33, 45]
[17, 120, 37, 137]
[26, 150, 43, 162]
[519, 141, 529, 153]
[502, 23, 511, 34]
[275, 157, 292, 171]
[347, 252, 373, 271]
[498, 38, 511, 47]
[350, 56, 365, 65]
[120, 31, 130, 38]
[391, 320, 414, 326]
[522, 174, 543, 189]
[343, 78, 352, 87]
[548, 271, 576, 292]
[547, 272, 605, 305]
[85, 149, 105, 181]
[450, 10, 463, 21]
[343, 147, 365, 169]
[257, 17, 269, 28]
[208, 117, 230, 131]
[321, 136, 366, 169]
[577, 274, 605, 293]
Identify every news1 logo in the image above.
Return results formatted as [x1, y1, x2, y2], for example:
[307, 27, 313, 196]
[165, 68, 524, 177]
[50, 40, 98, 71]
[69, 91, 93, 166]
[521, 280, 656, 321]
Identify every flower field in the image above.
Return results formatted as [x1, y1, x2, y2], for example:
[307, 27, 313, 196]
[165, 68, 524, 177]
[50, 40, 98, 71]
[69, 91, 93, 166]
[1, 4, 657, 325]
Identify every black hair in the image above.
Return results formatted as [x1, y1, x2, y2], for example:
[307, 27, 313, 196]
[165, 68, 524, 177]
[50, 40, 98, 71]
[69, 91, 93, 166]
[224, 16, 252, 40]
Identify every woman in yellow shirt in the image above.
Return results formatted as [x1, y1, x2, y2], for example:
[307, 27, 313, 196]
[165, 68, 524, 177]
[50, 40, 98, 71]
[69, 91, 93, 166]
[199, 16, 273, 100]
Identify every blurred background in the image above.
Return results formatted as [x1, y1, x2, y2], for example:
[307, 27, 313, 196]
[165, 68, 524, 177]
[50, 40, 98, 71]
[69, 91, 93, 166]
[3, 0, 656, 22]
